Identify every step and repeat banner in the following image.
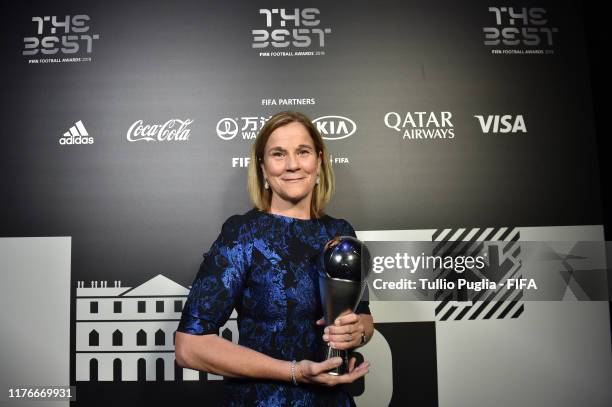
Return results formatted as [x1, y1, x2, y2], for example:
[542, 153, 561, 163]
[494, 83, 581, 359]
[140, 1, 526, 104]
[1, 0, 610, 406]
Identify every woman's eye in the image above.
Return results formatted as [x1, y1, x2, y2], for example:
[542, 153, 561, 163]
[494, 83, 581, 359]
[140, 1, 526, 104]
[272, 152, 284, 158]
[298, 150, 310, 155]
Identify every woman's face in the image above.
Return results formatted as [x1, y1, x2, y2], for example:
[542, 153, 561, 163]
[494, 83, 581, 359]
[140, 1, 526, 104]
[261, 121, 321, 207]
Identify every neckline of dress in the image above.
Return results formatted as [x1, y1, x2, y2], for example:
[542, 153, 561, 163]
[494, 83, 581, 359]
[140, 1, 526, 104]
[256, 209, 324, 223]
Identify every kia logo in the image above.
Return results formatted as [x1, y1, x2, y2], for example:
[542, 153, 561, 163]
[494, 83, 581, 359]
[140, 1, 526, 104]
[313, 116, 356, 140]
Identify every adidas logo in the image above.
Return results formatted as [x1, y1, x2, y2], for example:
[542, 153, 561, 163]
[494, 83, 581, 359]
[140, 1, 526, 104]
[59, 120, 94, 145]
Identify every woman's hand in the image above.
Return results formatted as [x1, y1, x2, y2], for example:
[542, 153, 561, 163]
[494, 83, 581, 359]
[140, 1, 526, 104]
[296, 357, 369, 386]
[316, 312, 366, 350]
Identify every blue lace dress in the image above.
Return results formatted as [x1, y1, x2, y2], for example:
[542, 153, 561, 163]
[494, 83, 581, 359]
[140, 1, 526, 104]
[177, 208, 370, 406]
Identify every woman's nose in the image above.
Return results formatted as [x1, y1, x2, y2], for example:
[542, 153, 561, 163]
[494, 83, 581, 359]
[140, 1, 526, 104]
[285, 152, 300, 170]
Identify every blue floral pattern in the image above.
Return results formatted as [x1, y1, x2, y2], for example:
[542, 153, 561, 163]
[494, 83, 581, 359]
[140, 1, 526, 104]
[177, 208, 371, 406]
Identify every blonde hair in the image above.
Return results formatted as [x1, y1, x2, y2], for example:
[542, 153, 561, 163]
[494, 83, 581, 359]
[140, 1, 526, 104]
[247, 111, 334, 219]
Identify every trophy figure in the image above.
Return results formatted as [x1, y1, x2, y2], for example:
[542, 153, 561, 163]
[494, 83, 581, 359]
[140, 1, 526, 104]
[318, 236, 371, 375]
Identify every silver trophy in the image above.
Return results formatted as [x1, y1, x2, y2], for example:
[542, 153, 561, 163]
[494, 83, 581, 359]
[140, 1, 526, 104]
[318, 236, 371, 375]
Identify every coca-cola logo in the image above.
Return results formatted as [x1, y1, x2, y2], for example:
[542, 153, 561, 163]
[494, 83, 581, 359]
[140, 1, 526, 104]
[126, 119, 193, 142]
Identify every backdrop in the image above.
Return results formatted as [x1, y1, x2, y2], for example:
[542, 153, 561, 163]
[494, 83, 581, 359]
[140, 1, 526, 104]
[1, 0, 610, 406]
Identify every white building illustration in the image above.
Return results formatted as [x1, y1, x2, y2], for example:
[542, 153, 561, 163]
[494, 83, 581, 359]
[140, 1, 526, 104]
[75, 274, 238, 382]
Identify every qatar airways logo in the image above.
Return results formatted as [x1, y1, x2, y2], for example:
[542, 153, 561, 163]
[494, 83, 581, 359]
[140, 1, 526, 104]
[484, 7, 559, 55]
[252, 8, 332, 56]
[126, 119, 193, 142]
[384, 112, 455, 140]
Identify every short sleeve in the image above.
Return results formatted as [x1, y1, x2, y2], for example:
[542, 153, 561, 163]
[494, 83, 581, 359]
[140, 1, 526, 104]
[338, 219, 372, 316]
[176, 216, 250, 335]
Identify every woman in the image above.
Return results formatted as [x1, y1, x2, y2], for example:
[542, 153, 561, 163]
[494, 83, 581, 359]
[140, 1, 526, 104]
[175, 111, 374, 406]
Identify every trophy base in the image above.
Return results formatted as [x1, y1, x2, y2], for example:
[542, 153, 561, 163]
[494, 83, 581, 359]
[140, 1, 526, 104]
[326, 345, 349, 375]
